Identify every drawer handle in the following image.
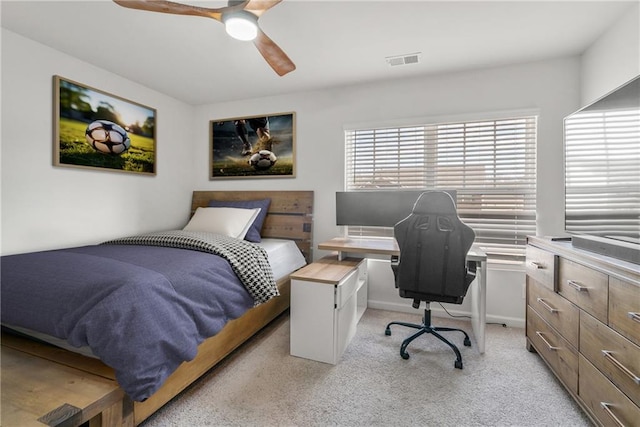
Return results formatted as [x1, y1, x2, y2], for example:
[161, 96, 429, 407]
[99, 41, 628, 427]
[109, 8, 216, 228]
[567, 280, 587, 292]
[529, 261, 544, 269]
[536, 331, 560, 351]
[602, 350, 640, 385]
[600, 402, 625, 427]
[536, 298, 558, 314]
[629, 312, 640, 323]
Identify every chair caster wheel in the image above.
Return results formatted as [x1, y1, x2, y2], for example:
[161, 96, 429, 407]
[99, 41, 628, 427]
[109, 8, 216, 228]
[385, 328, 391, 336]
[455, 360, 463, 369]
[464, 337, 471, 347]
[401, 352, 410, 360]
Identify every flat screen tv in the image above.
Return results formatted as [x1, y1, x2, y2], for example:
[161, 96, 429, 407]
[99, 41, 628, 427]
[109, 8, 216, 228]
[564, 75, 640, 264]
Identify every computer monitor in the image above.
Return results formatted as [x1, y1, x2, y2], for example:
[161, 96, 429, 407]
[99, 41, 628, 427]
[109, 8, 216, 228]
[336, 190, 457, 227]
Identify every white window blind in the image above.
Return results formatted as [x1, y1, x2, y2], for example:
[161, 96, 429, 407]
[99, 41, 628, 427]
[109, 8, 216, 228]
[565, 108, 640, 238]
[345, 116, 537, 261]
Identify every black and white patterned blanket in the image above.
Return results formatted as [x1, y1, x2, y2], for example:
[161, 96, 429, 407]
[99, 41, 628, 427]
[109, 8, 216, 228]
[103, 230, 278, 306]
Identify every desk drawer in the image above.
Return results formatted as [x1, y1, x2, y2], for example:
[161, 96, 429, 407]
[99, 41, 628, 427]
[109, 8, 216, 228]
[335, 268, 359, 309]
[526, 245, 556, 290]
[609, 277, 640, 347]
[527, 276, 579, 347]
[579, 354, 640, 427]
[558, 258, 608, 323]
[580, 312, 640, 407]
[527, 306, 578, 394]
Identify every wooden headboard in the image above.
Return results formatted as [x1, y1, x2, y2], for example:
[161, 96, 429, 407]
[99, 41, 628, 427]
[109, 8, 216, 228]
[191, 191, 314, 262]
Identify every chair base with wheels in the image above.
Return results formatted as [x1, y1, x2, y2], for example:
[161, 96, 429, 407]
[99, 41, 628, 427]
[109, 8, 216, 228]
[385, 302, 471, 369]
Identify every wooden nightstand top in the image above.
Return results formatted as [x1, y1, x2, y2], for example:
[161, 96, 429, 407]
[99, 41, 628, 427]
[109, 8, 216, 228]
[290, 255, 363, 284]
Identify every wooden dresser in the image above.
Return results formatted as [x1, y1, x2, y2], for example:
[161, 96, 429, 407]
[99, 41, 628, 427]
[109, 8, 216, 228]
[525, 236, 640, 426]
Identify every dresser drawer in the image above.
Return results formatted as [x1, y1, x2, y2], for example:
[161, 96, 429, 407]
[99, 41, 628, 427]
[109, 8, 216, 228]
[526, 245, 556, 291]
[558, 258, 608, 323]
[580, 311, 640, 407]
[609, 277, 640, 347]
[579, 354, 640, 427]
[527, 276, 579, 347]
[527, 306, 578, 394]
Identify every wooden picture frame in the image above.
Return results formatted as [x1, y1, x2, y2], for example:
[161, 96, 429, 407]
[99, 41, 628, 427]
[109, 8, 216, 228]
[53, 75, 157, 175]
[210, 112, 295, 179]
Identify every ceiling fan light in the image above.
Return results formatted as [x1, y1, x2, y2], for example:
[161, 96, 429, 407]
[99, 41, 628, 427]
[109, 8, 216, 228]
[224, 11, 258, 41]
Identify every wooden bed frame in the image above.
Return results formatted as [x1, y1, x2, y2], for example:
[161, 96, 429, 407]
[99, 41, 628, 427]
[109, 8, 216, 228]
[1, 190, 314, 426]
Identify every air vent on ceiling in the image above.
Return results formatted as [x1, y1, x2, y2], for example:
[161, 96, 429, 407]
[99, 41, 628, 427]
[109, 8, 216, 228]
[386, 52, 421, 67]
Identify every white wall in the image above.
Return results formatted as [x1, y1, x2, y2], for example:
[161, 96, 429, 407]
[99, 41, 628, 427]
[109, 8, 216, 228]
[193, 57, 582, 327]
[1, 29, 196, 255]
[194, 58, 582, 248]
[581, 3, 640, 105]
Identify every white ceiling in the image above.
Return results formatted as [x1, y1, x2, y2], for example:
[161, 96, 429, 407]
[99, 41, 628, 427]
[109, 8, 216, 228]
[1, 0, 635, 105]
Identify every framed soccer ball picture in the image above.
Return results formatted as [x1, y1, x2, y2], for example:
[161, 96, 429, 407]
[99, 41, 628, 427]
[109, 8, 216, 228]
[209, 112, 295, 179]
[53, 75, 157, 175]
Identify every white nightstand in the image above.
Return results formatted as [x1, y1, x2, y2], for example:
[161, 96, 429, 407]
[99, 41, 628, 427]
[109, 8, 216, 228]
[289, 255, 367, 364]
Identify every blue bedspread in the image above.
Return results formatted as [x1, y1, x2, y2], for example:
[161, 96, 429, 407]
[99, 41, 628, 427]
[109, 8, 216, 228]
[1, 243, 261, 401]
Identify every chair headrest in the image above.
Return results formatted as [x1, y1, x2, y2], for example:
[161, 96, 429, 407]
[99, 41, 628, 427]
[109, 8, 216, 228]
[412, 191, 457, 215]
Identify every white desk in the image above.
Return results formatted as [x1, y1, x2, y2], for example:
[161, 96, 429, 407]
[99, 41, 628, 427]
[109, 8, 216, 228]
[318, 237, 487, 354]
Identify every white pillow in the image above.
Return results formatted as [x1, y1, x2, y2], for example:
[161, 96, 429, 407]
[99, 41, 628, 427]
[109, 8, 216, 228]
[183, 207, 261, 239]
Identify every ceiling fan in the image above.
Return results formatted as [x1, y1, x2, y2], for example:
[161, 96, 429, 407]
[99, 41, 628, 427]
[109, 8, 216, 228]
[112, 0, 295, 76]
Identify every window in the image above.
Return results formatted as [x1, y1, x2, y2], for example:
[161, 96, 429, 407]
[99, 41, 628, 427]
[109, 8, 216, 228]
[345, 115, 537, 262]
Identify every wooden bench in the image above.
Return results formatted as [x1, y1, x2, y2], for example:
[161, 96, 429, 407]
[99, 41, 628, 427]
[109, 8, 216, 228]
[1, 335, 132, 427]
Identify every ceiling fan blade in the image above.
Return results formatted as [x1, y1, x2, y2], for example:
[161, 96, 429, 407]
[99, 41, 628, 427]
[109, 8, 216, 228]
[243, 0, 282, 17]
[113, 0, 245, 22]
[253, 27, 295, 76]
[114, 0, 293, 76]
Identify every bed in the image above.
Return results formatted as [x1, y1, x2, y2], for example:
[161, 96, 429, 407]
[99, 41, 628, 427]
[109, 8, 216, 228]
[1, 190, 314, 426]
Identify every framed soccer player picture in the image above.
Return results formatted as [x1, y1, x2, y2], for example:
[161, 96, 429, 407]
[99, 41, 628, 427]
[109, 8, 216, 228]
[53, 75, 157, 175]
[209, 112, 296, 179]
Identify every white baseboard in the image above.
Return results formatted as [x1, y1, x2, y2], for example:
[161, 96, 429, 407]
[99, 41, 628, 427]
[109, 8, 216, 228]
[368, 300, 525, 329]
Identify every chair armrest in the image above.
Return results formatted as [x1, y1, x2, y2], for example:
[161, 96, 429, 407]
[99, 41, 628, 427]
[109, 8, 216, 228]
[391, 255, 400, 288]
[391, 254, 399, 266]
[465, 260, 478, 286]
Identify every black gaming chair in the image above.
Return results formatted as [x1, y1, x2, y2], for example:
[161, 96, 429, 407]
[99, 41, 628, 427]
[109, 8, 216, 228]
[385, 191, 477, 369]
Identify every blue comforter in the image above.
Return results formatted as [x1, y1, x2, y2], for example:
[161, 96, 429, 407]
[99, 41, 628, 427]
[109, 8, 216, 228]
[1, 242, 265, 401]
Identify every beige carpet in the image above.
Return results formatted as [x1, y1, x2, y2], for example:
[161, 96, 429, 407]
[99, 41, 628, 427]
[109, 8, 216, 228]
[141, 309, 591, 427]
